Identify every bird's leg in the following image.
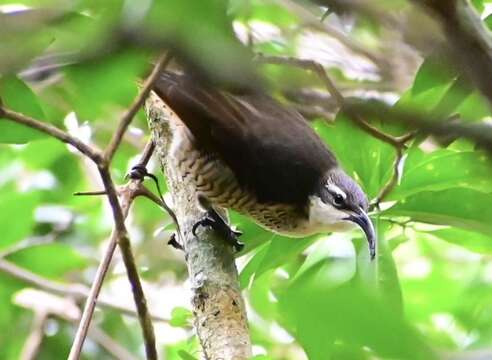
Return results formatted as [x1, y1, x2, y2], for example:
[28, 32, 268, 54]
[192, 195, 244, 252]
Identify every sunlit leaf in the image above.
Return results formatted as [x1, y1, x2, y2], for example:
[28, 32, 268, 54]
[431, 228, 492, 254]
[314, 115, 395, 198]
[64, 48, 150, 120]
[280, 270, 435, 360]
[170, 306, 193, 328]
[391, 148, 492, 199]
[385, 188, 492, 236]
[0, 75, 46, 143]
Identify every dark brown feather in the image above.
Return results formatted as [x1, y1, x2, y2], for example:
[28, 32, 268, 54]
[153, 72, 338, 206]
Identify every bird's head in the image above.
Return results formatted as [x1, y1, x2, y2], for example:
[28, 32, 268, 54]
[308, 168, 376, 259]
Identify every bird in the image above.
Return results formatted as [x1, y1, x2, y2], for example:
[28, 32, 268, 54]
[150, 71, 376, 259]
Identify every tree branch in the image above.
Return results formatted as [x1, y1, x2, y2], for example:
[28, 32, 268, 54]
[254, 54, 414, 148]
[0, 107, 103, 163]
[346, 100, 492, 153]
[372, 147, 405, 209]
[69, 151, 159, 360]
[146, 92, 252, 359]
[20, 310, 48, 360]
[412, 0, 492, 105]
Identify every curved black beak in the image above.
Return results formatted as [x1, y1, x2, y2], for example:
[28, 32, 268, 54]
[346, 209, 376, 260]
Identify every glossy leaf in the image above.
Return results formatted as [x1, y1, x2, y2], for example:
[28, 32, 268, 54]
[64, 48, 150, 120]
[385, 188, 492, 236]
[431, 227, 492, 254]
[279, 268, 435, 360]
[0, 76, 46, 143]
[170, 307, 193, 328]
[314, 115, 395, 198]
[390, 148, 492, 199]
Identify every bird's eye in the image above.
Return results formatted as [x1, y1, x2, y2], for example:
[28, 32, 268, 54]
[333, 193, 344, 207]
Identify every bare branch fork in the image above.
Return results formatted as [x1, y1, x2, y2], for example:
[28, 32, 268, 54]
[0, 53, 171, 360]
[254, 54, 416, 204]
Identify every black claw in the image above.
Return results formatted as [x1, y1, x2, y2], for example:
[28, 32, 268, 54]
[192, 217, 214, 236]
[192, 209, 244, 252]
[128, 164, 148, 180]
[168, 233, 183, 250]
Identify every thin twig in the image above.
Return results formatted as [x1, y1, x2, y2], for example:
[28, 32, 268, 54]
[73, 190, 107, 196]
[0, 107, 103, 163]
[104, 54, 172, 163]
[20, 311, 48, 360]
[0, 258, 170, 322]
[69, 154, 158, 360]
[99, 167, 157, 360]
[347, 100, 492, 154]
[371, 147, 405, 208]
[254, 54, 413, 148]
[88, 325, 140, 360]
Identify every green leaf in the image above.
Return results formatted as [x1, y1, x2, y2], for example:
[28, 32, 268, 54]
[390, 149, 492, 199]
[384, 188, 492, 236]
[142, 0, 257, 88]
[178, 350, 198, 360]
[18, 138, 67, 170]
[430, 228, 492, 254]
[170, 307, 193, 328]
[0, 75, 46, 143]
[411, 54, 456, 96]
[239, 235, 316, 289]
[165, 337, 200, 360]
[7, 243, 88, 279]
[354, 220, 403, 314]
[279, 271, 435, 360]
[314, 115, 395, 198]
[454, 91, 491, 122]
[431, 76, 473, 118]
[0, 191, 39, 250]
[231, 0, 298, 27]
[64, 48, 150, 120]
[472, 0, 485, 12]
[230, 212, 275, 253]
[239, 242, 270, 289]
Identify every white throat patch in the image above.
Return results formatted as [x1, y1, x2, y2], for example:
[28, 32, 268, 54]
[307, 195, 355, 233]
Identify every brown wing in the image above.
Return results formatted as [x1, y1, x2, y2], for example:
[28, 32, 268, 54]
[153, 71, 338, 206]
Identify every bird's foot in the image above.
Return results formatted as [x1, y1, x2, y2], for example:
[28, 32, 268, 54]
[192, 209, 244, 252]
[127, 164, 148, 180]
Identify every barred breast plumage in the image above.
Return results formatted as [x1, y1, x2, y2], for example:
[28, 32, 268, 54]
[166, 114, 306, 235]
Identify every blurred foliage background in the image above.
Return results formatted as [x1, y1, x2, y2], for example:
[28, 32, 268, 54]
[1, 0, 492, 359]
